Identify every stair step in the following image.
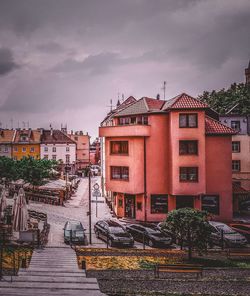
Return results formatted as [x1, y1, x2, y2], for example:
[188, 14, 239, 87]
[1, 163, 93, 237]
[0, 288, 105, 296]
[18, 271, 85, 277]
[0, 281, 100, 290]
[12, 275, 97, 283]
[26, 267, 83, 272]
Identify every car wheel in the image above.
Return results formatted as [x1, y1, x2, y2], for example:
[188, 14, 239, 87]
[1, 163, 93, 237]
[148, 239, 154, 247]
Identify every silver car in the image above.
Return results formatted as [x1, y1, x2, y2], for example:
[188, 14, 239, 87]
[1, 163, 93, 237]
[208, 221, 247, 248]
[64, 221, 87, 244]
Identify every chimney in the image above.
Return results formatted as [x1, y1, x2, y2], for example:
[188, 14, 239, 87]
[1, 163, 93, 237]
[50, 124, 53, 136]
[156, 94, 160, 100]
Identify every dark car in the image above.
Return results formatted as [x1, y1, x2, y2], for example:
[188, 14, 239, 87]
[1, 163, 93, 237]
[229, 223, 250, 243]
[126, 224, 172, 247]
[94, 219, 134, 247]
[64, 221, 86, 244]
[208, 221, 247, 248]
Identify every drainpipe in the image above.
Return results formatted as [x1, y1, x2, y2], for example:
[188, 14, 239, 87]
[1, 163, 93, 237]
[144, 137, 147, 222]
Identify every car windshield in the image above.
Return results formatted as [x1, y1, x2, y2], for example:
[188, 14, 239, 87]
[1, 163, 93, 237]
[70, 223, 83, 231]
[145, 228, 161, 234]
[109, 227, 125, 233]
[215, 224, 236, 234]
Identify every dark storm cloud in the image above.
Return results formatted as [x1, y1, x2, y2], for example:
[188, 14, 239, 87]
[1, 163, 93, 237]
[53, 52, 124, 75]
[0, 0, 249, 136]
[37, 42, 65, 54]
[0, 47, 19, 75]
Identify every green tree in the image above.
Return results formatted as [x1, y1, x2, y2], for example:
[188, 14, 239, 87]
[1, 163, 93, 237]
[162, 208, 211, 260]
[0, 156, 19, 183]
[198, 83, 250, 115]
[17, 157, 57, 186]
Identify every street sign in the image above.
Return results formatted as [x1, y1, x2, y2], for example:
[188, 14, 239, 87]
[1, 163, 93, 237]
[91, 200, 104, 203]
[92, 191, 101, 197]
[93, 183, 99, 190]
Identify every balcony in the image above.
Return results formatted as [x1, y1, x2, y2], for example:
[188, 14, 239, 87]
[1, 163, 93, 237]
[99, 124, 151, 137]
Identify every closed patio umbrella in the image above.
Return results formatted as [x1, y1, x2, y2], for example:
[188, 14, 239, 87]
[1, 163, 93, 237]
[0, 188, 7, 220]
[12, 193, 18, 216]
[13, 188, 29, 231]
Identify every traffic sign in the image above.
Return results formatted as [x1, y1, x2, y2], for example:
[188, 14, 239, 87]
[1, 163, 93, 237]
[92, 190, 101, 197]
[93, 183, 99, 190]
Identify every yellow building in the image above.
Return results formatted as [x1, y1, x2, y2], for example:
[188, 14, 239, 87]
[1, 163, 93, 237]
[12, 129, 41, 160]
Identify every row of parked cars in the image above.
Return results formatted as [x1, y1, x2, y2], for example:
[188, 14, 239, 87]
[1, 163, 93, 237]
[63, 219, 250, 248]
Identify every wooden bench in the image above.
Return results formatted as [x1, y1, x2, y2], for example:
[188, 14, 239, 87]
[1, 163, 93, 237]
[227, 248, 250, 259]
[154, 263, 203, 279]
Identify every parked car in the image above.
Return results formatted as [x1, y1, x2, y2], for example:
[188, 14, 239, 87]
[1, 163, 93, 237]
[157, 222, 175, 242]
[239, 200, 250, 212]
[229, 223, 250, 243]
[126, 224, 172, 247]
[208, 221, 247, 248]
[64, 221, 86, 244]
[94, 219, 134, 247]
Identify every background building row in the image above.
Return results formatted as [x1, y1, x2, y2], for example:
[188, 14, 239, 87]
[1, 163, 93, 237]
[0, 127, 96, 174]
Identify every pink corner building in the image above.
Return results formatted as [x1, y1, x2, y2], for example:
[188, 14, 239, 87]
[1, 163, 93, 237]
[99, 94, 236, 222]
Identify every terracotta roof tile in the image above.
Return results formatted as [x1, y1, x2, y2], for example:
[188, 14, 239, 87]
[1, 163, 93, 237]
[14, 129, 41, 144]
[101, 96, 137, 125]
[205, 116, 237, 135]
[0, 130, 15, 143]
[41, 130, 76, 144]
[144, 97, 165, 111]
[163, 93, 209, 110]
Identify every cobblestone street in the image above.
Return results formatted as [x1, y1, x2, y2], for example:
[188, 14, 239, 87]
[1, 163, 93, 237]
[28, 177, 112, 246]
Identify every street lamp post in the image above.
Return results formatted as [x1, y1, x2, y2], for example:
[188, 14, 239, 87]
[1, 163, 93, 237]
[88, 167, 92, 244]
[65, 164, 71, 201]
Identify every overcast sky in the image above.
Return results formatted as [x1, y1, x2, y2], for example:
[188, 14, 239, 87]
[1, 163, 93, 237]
[0, 0, 249, 138]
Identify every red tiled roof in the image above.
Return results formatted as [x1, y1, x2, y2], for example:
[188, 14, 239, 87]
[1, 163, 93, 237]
[14, 129, 41, 143]
[163, 93, 209, 110]
[205, 116, 237, 135]
[144, 97, 165, 111]
[233, 183, 249, 195]
[0, 130, 15, 143]
[41, 130, 76, 144]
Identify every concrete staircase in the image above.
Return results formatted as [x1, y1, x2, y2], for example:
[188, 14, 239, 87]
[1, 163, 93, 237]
[0, 247, 105, 296]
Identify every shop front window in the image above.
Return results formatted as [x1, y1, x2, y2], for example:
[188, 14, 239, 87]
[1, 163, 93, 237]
[151, 194, 168, 213]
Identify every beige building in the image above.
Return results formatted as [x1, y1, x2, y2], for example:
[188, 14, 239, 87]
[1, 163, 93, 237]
[68, 131, 90, 172]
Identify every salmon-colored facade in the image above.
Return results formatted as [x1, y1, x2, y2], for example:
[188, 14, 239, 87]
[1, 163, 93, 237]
[99, 94, 236, 222]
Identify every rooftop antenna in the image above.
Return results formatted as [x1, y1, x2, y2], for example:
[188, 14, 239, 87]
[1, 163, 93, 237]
[18, 121, 19, 128]
[10, 118, 13, 129]
[122, 94, 125, 102]
[27, 121, 29, 128]
[107, 99, 114, 112]
[162, 81, 167, 100]
[0, 122, 2, 129]
[22, 121, 26, 129]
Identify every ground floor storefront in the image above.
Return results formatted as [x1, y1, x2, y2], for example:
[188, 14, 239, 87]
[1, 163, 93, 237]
[108, 191, 230, 222]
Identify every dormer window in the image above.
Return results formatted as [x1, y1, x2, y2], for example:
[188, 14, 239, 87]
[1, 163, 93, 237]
[231, 121, 240, 131]
[20, 135, 28, 141]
